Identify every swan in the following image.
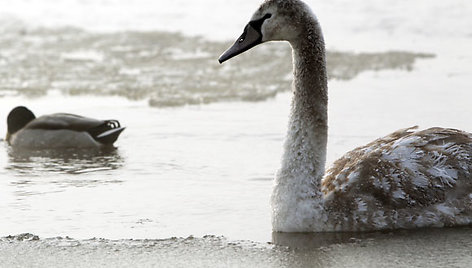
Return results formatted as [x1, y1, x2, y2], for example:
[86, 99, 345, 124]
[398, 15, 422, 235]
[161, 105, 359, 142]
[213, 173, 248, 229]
[219, 0, 472, 232]
[6, 106, 125, 149]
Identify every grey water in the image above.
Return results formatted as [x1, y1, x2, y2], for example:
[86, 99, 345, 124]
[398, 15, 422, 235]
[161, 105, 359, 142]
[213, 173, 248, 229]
[1, 0, 472, 267]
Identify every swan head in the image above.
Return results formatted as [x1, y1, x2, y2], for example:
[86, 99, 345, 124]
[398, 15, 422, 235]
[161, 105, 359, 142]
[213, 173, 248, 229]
[219, 0, 315, 63]
[6, 106, 36, 141]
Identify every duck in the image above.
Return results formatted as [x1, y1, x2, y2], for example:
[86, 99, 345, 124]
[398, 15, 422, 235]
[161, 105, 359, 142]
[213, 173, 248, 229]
[6, 106, 125, 149]
[219, 0, 472, 232]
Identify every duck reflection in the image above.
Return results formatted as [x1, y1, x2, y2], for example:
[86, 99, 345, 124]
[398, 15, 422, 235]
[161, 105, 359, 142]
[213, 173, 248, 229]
[6, 146, 124, 175]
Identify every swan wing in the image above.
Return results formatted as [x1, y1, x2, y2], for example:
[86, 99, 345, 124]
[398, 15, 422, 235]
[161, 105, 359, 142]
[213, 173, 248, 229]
[322, 127, 472, 210]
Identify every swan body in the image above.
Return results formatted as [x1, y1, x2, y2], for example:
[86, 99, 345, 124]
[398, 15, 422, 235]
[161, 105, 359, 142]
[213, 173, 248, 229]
[6, 106, 125, 149]
[219, 0, 472, 232]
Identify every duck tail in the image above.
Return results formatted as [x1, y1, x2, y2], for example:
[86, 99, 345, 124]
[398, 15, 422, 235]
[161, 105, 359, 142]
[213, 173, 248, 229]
[89, 120, 125, 145]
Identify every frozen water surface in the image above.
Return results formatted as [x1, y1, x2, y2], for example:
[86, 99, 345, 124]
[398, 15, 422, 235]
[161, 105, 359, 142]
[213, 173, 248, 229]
[2, 228, 472, 267]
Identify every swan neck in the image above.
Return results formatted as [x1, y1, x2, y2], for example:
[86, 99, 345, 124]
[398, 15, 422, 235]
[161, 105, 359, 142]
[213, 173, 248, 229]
[291, 31, 328, 113]
[272, 16, 329, 232]
[286, 24, 328, 190]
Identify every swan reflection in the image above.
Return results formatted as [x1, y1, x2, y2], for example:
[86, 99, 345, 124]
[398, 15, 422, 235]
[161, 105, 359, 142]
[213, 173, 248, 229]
[272, 226, 472, 249]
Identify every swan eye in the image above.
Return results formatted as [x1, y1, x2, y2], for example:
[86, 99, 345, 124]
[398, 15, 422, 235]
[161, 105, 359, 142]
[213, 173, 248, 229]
[238, 25, 250, 43]
[235, 13, 272, 45]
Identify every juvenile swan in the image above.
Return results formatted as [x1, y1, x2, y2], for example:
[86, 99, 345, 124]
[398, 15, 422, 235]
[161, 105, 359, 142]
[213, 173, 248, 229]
[219, 0, 472, 232]
[7, 106, 125, 149]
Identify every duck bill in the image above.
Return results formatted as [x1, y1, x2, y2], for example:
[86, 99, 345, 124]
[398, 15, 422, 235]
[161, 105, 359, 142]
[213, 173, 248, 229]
[218, 23, 262, 63]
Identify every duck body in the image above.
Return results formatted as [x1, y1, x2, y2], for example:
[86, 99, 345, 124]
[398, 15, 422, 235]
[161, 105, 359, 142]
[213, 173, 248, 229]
[7, 107, 125, 149]
[220, 0, 472, 232]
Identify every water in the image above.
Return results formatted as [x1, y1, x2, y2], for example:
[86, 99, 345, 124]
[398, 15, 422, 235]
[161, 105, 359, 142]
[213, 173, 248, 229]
[0, 0, 472, 266]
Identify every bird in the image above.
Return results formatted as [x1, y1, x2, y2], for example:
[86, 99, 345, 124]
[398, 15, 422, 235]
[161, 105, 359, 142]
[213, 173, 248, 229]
[219, 0, 472, 232]
[6, 106, 125, 149]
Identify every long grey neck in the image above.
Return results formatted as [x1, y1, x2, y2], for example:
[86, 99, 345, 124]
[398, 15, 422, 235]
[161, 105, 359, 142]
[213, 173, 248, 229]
[279, 18, 328, 198]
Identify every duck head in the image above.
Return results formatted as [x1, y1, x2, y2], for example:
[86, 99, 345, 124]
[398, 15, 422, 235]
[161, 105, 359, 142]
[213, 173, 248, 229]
[218, 0, 314, 63]
[6, 106, 36, 142]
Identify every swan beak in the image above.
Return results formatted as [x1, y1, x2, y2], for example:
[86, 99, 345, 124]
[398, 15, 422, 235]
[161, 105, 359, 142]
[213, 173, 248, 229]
[218, 23, 263, 63]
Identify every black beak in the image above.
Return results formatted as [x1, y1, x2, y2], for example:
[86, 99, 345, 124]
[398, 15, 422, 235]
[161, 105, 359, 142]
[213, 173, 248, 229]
[218, 23, 263, 64]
